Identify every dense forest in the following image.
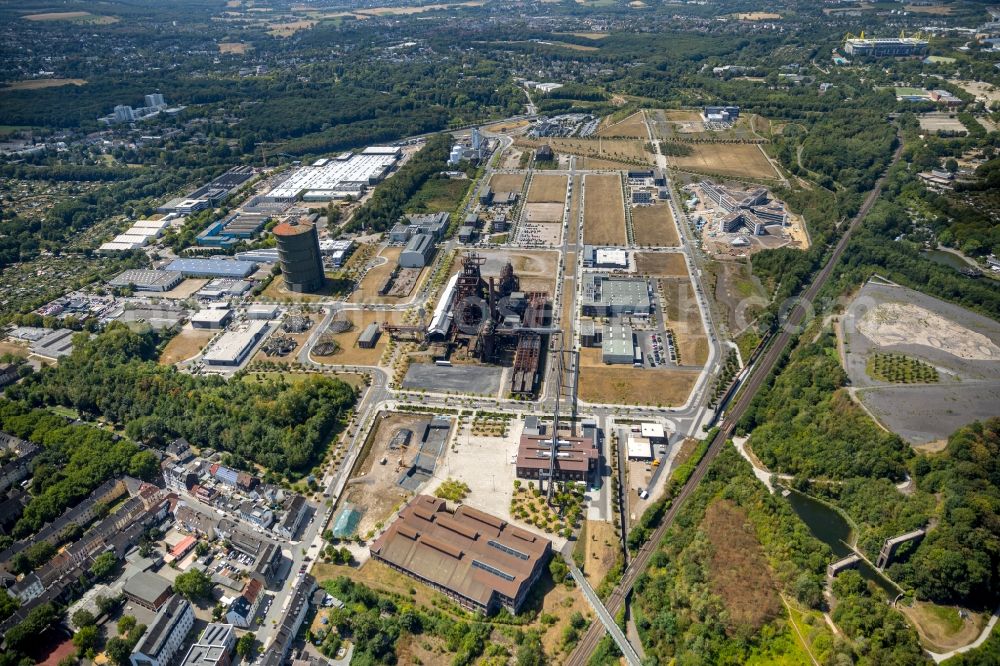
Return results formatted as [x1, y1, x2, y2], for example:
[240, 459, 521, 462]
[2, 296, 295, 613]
[7, 324, 358, 477]
[893, 418, 1000, 607]
[0, 401, 153, 541]
[740, 329, 913, 480]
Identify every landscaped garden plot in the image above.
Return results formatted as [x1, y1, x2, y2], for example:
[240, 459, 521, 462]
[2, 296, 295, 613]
[866, 353, 939, 384]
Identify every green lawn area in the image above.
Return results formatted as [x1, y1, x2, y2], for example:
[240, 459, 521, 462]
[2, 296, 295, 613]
[404, 176, 471, 213]
[923, 603, 964, 633]
[894, 86, 928, 97]
[242, 371, 368, 389]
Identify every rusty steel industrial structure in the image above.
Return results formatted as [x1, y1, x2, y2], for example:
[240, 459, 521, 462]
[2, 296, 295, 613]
[382, 253, 555, 397]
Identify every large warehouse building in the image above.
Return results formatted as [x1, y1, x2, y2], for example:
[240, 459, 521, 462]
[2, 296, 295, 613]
[274, 220, 325, 292]
[843, 37, 928, 57]
[202, 322, 269, 366]
[370, 495, 551, 614]
[399, 233, 435, 268]
[515, 429, 600, 483]
[263, 151, 399, 202]
[109, 269, 184, 293]
[602, 322, 635, 365]
[166, 258, 257, 279]
[581, 274, 651, 317]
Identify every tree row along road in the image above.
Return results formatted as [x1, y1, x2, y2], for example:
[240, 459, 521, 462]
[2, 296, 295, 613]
[566, 138, 904, 666]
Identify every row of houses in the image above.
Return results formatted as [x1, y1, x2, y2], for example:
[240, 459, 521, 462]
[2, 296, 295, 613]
[162, 442, 308, 540]
[0, 476, 130, 570]
[0, 483, 170, 641]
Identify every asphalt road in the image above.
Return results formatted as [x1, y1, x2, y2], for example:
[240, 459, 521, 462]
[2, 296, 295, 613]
[564, 137, 905, 665]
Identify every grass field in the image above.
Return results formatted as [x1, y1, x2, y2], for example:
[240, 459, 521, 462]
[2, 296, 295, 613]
[218, 42, 250, 54]
[635, 252, 687, 277]
[405, 176, 469, 213]
[632, 204, 679, 246]
[583, 174, 626, 246]
[662, 110, 702, 121]
[268, 19, 317, 36]
[661, 277, 708, 366]
[260, 274, 349, 301]
[158, 329, 215, 365]
[562, 31, 611, 39]
[311, 310, 399, 366]
[527, 174, 568, 203]
[519, 137, 654, 164]
[0, 341, 31, 360]
[489, 172, 526, 193]
[354, 1, 483, 15]
[667, 143, 778, 179]
[704, 499, 781, 632]
[580, 520, 619, 585]
[595, 111, 648, 138]
[578, 359, 698, 406]
[23, 11, 116, 22]
[242, 370, 367, 389]
[3, 79, 87, 91]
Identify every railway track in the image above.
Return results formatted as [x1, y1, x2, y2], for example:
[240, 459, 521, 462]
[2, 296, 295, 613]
[566, 140, 904, 666]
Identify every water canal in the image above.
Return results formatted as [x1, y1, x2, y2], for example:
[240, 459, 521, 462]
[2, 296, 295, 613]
[783, 488, 901, 599]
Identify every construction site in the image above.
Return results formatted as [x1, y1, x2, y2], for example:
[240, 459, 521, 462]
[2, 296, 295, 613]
[383, 252, 555, 397]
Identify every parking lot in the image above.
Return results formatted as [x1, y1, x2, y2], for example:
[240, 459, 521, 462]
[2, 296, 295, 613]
[402, 362, 504, 396]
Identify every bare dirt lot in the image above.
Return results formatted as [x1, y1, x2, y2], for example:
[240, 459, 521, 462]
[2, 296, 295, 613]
[841, 280, 1000, 445]
[489, 172, 526, 193]
[635, 252, 687, 277]
[578, 349, 698, 405]
[948, 80, 1000, 106]
[158, 278, 208, 300]
[632, 204, 679, 247]
[524, 202, 565, 222]
[527, 174, 568, 203]
[349, 247, 426, 304]
[668, 143, 779, 180]
[918, 113, 968, 134]
[517, 221, 562, 246]
[596, 111, 648, 138]
[583, 174, 627, 246]
[485, 119, 530, 133]
[339, 412, 439, 538]
[218, 42, 250, 54]
[159, 328, 216, 365]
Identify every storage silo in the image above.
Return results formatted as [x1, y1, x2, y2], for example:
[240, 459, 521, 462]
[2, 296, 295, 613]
[274, 219, 324, 292]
